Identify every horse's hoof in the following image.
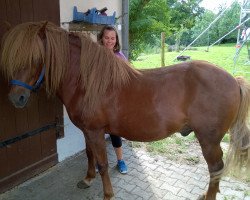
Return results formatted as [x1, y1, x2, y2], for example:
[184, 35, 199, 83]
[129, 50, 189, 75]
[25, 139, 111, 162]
[77, 180, 90, 189]
[197, 194, 205, 200]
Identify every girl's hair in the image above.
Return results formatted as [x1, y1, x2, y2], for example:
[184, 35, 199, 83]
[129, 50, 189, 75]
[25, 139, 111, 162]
[97, 25, 121, 53]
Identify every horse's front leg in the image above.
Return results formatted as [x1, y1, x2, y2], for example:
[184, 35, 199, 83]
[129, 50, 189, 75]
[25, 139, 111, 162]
[82, 129, 114, 200]
[77, 139, 96, 189]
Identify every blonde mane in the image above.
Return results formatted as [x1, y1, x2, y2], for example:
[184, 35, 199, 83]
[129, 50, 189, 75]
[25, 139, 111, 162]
[1, 21, 140, 113]
[1, 21, 69, 93]
[76, 32, 140, 113]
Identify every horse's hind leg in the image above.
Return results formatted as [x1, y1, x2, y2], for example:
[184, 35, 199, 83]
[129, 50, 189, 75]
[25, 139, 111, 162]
[196, 133, 224, 200]
[77, 139, 96, 189]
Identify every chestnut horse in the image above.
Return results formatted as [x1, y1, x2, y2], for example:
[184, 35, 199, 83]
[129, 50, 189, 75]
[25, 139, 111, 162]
[1, 21, 250, 200]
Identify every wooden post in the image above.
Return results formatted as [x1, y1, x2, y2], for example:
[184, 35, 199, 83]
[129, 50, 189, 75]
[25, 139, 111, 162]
[161, 32, 165, 67]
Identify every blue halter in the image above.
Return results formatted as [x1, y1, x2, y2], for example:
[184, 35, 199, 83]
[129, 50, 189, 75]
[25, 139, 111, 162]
[10, 66, 46, 92]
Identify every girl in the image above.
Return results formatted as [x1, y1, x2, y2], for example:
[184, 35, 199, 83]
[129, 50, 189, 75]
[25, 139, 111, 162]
[97, 25, 128, 174]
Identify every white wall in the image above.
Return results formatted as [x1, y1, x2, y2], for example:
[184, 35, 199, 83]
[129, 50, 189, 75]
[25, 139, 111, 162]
[57, 108, 86, 162]
[57, 0, 122, 162]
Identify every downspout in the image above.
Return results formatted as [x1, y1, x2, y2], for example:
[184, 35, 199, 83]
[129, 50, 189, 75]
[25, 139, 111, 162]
[122, 0, 129, 59]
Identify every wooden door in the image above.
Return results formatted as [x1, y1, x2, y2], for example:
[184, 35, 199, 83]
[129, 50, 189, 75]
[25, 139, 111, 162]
[0, 0, 63, 193]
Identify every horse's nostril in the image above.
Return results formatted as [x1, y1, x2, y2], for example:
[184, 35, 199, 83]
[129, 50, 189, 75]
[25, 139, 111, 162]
[19, 95, 26, 103]
[9, 92, 29, 108]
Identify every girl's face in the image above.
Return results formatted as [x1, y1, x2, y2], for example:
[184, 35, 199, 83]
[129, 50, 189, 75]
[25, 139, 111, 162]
[102, 30, 116, 50]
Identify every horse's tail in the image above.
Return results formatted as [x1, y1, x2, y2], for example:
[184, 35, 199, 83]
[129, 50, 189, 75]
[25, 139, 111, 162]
[224, 76, 250, 178]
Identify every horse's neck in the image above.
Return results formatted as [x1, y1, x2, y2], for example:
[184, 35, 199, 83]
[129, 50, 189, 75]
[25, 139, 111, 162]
[56, 35, 83, 108]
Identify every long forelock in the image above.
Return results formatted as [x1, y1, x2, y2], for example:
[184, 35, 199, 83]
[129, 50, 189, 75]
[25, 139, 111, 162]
[1, 22, 45, 78]
[1, 21, 69, 93]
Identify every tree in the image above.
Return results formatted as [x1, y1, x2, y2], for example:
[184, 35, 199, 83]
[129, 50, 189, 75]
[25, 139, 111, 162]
[189, 10, 217, 46]
[129, 0, 171, 60]
[217, 2, 241, 43]
[167, 0, 204, 30]
[189, 1, 241, 47]
[175, 25, 188, 52]
[129, 0, 204, 60]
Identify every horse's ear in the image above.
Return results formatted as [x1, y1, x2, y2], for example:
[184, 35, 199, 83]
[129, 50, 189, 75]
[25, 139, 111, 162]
[38, 21, 48, 39]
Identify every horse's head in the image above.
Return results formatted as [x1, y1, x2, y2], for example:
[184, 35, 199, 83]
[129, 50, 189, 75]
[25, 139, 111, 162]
[0, 22, 48, 108]
[8, 64, 45, 108]
[1, 21, 68, 108]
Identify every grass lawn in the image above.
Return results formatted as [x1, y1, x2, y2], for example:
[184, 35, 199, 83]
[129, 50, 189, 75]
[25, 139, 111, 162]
[132, 43, 250, 80]
[130, 43, 250, 172]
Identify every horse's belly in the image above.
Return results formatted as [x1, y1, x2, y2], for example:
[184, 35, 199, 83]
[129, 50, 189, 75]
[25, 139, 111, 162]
[106, 81, 187, 141]
[120, 130, 174, 142]
[109, 114, 185, 142]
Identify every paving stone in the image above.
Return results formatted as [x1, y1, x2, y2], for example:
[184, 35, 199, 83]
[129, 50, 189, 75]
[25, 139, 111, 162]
[132, 186, 153, 200]
[148, 195, 163, 200]
[172, 167, 186, 175]
[191, 185, 206, 195]
[118, 174, 134, 183]
[154, 166, 167, 174]
[146, 175, 165, 188]
[187, 176, 208, 189]
[143, 162, 158, 170]
[160, 183, 181, 194]
[1, 140, 249, 200]
[195, 167, 209, 176]
[221, 178, 249, 191]
[170, 173, 189, 183]
[163, 191, 186, 200]
[130, 177, 151, 190]
[159, 175, 178, 185]
[160, 169, 174, 177]
[127, 169, 148, 182]
[155, 160, 171, 169]
[178, 188, 200, 199]
[183, 170, 204, 180]
[199, 175, 209, 182]
[147, 187, 168, 198]
[143, 166, 162, 178]
[138, 154, 155, 163]
[115, 179, 136, 192]
[116, 189, 139, 199]
[128, 162, 146, 172]
[223, 188, 245, 199]
[174, 179, 193, 192]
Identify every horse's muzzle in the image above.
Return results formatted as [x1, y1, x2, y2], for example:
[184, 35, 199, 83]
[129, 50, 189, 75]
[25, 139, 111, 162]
[8, 90, 30, 108]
